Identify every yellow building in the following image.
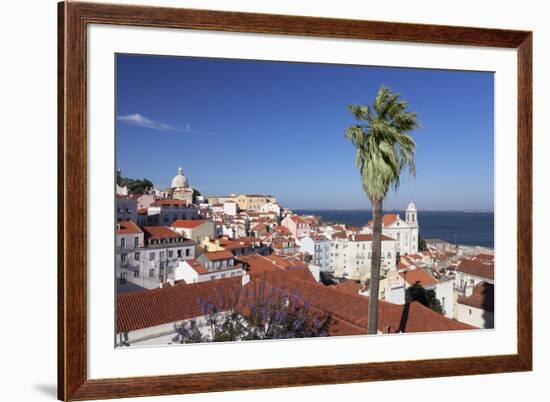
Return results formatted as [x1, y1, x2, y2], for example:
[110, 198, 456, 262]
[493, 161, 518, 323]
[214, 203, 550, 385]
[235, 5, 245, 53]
[207, 193, 276, 211]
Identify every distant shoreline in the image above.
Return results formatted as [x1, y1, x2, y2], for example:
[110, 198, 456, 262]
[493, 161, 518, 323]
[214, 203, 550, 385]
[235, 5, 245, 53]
[292, 208, 494, 213]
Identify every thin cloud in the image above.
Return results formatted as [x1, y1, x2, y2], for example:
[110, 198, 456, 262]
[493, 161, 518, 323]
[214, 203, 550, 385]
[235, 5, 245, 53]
[117, 113, 182, 131]
[117, 113, 211, 135]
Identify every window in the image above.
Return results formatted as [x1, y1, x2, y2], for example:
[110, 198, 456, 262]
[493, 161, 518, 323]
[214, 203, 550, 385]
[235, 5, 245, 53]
[119, 272, 127, 284]
[121, 253, 127, 262]
[134, 237, 139, 247]
[469, 309, 472, 315]
[149, 252, 155, 261]
[133, 270, 139, 278]
[210, 275, 216, 281]
[134, 252, 140, 261]
[168, 250, 173, 258]
[160, 251, 165, 260]
[387, 252, 392, 259]
[167, 266, 173, 275]
[149, 269, 155, 278]
[120, 238, 126, 249]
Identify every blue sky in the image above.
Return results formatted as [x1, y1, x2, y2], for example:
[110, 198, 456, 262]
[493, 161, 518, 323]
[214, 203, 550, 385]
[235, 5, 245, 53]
[116, 54, 494, 211]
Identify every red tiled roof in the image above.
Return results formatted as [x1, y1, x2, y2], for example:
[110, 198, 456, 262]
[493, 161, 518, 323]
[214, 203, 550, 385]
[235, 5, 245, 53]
[263, 254, 308, 270]
[237, 254, 314, 282]
[203, 250, 234, 261]
[116, 220, 142, 235]
[237, 254, 282, 276]
[399, 268, 438, 287]
[117, 277, 242, 332]
[170, 219, 207, 229]
[152, 199, 189, 206]
[367, 214, 401, 228]
[142, 226, 182, 239]
[382, 214, 400, 226]
[457, 282, 494, 312]
[332, 280, 362, 296]
[457, 259, 494, 280]
[290, 215, 308, 224]
[184, 259, 208, 274]
[117, 268, 475, 335]
[260, 276, 473, 334]
[473, 253, 495, 262]
[397, 261, 409, 269]
[349, 234, 394, 242]
[274, 225, 291, 234]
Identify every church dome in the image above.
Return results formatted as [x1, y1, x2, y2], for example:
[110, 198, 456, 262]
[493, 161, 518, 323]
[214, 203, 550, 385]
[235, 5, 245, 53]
[171, 166, 189, 189]
[407, 201, 417, 211]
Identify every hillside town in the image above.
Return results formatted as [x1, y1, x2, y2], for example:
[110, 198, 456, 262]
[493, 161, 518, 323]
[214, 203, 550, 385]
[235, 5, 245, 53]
[115, 166, 495, 347]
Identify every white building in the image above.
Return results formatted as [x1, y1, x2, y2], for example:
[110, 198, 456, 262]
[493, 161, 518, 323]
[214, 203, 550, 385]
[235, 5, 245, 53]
[331, 233, 397, 281]
[260, 202, 281, 216]
[299, 234, 331, 272]
[116, 195, 138, 222]
[146, 199, 199, 226]
[362, 202, 419, 256]
[170, 219, 216, 254]
[116, 223, 195, 292]
[456, 282, 494, 328]
[175, 257, 245, 284]
[454, 258, 494, 293]
[223, 202, 238, 216]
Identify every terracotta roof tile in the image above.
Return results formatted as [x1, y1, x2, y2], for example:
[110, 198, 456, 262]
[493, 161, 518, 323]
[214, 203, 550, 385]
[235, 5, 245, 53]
[170, 219, 207, 229]
[203, 250, 234, 261]
[457, 282, 494, 312]
[399, 268, 438, 287]
[457, 259, 494, 280]
[117, 271, 475, 335]
[116, 220, 142, 235]
[332, 280, 362, 296]
[152, 199, 190, 206]
[142, 226, 182, 240]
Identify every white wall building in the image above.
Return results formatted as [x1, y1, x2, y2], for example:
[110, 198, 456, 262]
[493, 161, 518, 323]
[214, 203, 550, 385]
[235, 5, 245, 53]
[146, 199, 199, 226]
[116, 196, 138, 222]
[331, 233, 397, 281]
[454, 258, 494, 293]
[223, 201, 238, 216]
[170, 219, 216, 254]
[299, 234, 331, 272]
[116, 223, 195, 292]
[362, 202, 419, 256]
[175, 258, 245, 284]
[456, 282, 494, 329]
[260, 202, 281, 216]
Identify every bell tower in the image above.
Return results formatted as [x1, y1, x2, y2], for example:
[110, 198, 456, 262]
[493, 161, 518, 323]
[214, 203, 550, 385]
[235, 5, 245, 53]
[406, 201, 418, 226]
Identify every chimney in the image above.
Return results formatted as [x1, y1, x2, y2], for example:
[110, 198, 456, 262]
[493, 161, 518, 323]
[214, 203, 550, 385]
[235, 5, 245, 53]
[241, 273, 251, 286]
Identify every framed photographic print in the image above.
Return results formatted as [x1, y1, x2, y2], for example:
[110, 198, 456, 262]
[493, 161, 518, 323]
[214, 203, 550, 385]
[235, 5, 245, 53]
[58, 1, 532, 400]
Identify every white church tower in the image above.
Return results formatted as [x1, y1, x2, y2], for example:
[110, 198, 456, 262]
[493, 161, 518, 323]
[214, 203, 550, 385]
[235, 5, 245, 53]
[405, 201, 419, 254]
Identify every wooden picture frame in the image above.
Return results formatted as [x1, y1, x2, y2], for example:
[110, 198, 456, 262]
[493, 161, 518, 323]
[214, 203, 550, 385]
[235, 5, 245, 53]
[58, 1, 532, 400]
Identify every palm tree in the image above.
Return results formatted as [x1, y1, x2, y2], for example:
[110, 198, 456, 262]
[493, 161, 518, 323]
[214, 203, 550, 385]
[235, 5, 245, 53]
[344, 85, 419, 334]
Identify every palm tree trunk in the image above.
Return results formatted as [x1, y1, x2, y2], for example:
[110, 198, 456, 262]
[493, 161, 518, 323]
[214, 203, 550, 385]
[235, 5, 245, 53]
[368, 198, 383, 334]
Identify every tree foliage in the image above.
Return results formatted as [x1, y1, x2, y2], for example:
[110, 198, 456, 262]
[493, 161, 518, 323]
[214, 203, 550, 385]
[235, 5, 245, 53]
[174, 278, 331, 343]
[117, 175, 154, 195]
[418, 235, 428, 252]
[344, 85, 419, 334]
[344, 85, 419, 202]
[405, 281, 443, 314]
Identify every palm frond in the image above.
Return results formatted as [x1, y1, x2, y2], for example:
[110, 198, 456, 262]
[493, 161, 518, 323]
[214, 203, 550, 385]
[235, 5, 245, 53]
[344, 85, 419, 201]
